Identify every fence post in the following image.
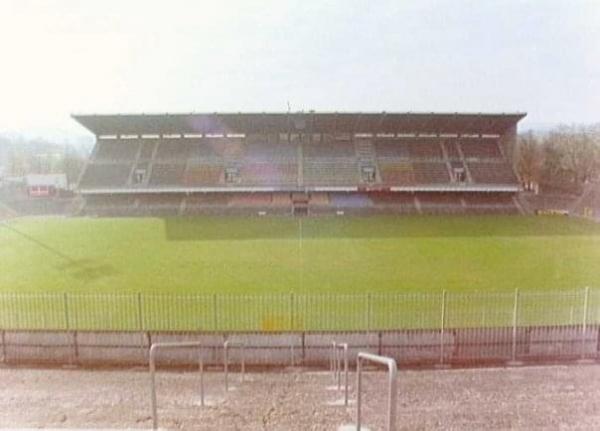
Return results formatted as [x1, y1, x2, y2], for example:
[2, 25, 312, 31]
[62, 293, 77, 366]
[137, 293, 146, 362]
[63, 293, 70, 331]
[367, 293, 372, 331]
[290, 293, 294, 331]
[213, 294, 218, 331]
[224, 338, 229, 391]
[199, 353, 205, 407]
[137, 293, 144, 331]
[9, 293, 18, 329]
[1, 330, 6, 363]
[72, 331, 79, 365]
[439, 290, 447, 366]
[581, 286, 590, 360]
[510, 288, 521, 365]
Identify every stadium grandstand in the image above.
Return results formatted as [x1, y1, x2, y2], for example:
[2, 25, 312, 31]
[73, 112, 526, 216]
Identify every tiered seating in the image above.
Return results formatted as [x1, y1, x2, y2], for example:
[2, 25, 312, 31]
[136, 194, 182, 216]
[131, 162, 150, 184]
[222, 140, 299, 186]
[184, 165, 223, 186]
[228, 193, 272, 207]
[463, 194, 519, 214]
[79, 164, 131, 188]
[412, 163, 450, 183]
[271, 193, 292, 207]
[222, 139, 244, 159]
[304, 141, 355, 158]
[148, 164, 186, 187]
[94, 140, 139, 162]
[308, 193, 330, 206]
[83, 194, 137, 216]
[407, 139, 442, 159]
[443, 140, 461, 160]
[417, 193, 464, 214]
[240, 163, 297, 186]
[369, 192, 417, 213]
[246, 142, 297, 160]
[379, 162, 450, 185]
[303, 140, 358, 186]
[375, 140, 409, 158]
[449, 161, 468, 182]
[138, 141, 157, 161]
[375, 138, 443, 159]
[154, 140, 191, 161]
[379, 163, 414, 184]
[303, 161, 358, 186]
[138, 194, 182, 206]
[329, 193, 373, 208]
[460, 139, 502, 159]
[185, 194, 230, 207]
[468, 162, 517, 184]
[450, 161, 466, 170]
[245, 133, 279, 144]
[189, 141, 221, 159]
[84, 194, 135, 207]
[79, 130, 522, 216]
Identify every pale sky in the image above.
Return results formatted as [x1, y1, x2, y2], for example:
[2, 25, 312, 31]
[0, 0, 598, 136]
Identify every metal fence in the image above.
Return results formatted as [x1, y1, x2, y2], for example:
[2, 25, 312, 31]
[0, 288, 598, 332]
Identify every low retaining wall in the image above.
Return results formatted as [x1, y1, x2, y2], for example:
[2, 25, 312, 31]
[1, 325, 599, 368]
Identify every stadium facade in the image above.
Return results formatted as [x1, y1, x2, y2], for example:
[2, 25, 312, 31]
[73, 112, 526, 216]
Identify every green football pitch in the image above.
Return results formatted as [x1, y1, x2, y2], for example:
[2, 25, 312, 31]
[1, 215, 600, 331]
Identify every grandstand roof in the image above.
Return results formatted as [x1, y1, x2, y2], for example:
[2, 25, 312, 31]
[72, 112, 526, 136]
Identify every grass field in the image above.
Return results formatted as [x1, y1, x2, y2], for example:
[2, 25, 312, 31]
[1, 215, 600, 331]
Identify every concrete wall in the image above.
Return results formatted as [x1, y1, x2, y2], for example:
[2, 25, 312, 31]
[1, 325, 598, 368]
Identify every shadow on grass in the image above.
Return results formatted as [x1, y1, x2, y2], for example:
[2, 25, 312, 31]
[55, 259, 120, 283]
[163, 215, 600, 241]
[1, 222, 119, 283]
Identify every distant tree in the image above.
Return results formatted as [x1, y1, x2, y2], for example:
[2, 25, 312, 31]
[535, 125, 600, 193]
[517, 132, 543, 190]
[7, 147, 28, 177]
[60, 148, 86, 186]
[0, 136, 89, 185]
[550, 125, 599, 186]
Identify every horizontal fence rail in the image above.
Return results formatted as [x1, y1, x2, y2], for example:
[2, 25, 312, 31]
[0, 288, 598, 332]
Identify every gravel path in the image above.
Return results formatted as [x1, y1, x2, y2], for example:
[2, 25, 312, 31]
[1, 364, 599, 430]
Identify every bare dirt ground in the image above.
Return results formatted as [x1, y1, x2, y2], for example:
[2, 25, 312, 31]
[1, 364, 600, 430]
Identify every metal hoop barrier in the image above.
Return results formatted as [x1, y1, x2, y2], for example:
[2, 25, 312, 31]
[149, 341, 205, 430]
[356, 352, 398, 431]
[330, 341, 349, 406]
[223, 339, 246, 392]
